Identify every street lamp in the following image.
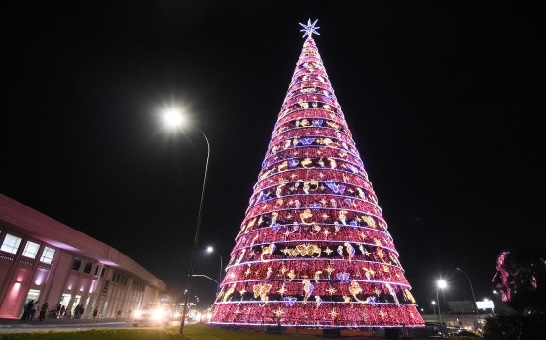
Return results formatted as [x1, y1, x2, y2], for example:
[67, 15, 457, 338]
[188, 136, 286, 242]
[487, 295, 497, 315]
[436, 279, 447, 335]
[191, 274, 219, 286]
[162, 108, 210, 335]
[206, 246, 223, 294]
[431, 300, 437, 317]
[456, 267, 480, 325]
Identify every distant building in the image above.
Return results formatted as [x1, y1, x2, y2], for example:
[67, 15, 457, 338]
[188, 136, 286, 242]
[448, 301, 477, 314]
[420, 300, 500, 332]
[0, 193, 166, 319]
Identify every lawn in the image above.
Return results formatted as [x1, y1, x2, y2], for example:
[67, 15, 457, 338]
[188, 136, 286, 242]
[0, 324, 315, 340]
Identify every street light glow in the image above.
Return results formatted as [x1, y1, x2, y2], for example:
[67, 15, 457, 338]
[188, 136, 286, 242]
[437, 279, 447, 289]
[162, 108, 186, 130]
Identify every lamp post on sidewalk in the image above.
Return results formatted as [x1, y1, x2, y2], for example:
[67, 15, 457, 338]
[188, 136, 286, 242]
[436, 279, 447, 336]
[191, 274, 219, 287]
[456, 267, 480, 322]
[161, 108, 210, 335]
[206, 246, 223, 294]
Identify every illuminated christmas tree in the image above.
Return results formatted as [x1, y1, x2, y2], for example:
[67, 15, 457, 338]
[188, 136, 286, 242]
[210, 19, 424, 329]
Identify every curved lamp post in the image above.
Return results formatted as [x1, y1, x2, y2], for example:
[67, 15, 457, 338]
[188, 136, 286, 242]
[436, 279, 447, 335]
[162, 108, 210, 335]
[431, 300, 436, 317]
[491, 290, 498, 315]
[456, 267, 480, 325]
[191, 274, 219, 286]
[206, 246, 223, 294]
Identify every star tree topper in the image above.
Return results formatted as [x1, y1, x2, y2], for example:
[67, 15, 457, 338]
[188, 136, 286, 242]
[299, 18, 320, 38]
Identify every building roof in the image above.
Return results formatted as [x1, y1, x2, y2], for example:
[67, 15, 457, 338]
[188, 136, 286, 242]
[0, 193, 165, 290]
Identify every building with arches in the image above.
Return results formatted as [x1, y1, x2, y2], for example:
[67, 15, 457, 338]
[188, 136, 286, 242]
[0, 193, 166, 319]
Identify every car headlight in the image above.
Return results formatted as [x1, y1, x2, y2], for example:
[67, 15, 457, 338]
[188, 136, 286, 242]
[152, 309, 165, 320]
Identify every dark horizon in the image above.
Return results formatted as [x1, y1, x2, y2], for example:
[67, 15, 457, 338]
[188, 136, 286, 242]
[3, 2, 543, 310]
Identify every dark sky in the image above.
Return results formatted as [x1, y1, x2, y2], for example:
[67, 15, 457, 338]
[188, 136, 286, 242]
[3, 2, 544, 309]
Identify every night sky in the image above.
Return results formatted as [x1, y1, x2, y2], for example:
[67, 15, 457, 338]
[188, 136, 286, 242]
[3, 2, 544, 310]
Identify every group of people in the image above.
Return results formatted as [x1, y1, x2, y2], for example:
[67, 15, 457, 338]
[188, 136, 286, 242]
[53, 303, 67, 318]
[20, 301, 49, 321]
[72, 303, 85, 319]
[21, 302, 90, 320]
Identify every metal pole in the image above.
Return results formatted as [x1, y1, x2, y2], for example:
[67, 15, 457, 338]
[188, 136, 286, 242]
[457, 268, 480, 328]
[206, 247, 223, 294]
[436, 289, 443, 334]
[213, 251, 223, 294]
[191, 274, 218, 287]
[179, 130, 210, 335]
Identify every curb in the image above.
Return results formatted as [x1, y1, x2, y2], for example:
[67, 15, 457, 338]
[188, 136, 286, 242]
[0, 319, 127, 329]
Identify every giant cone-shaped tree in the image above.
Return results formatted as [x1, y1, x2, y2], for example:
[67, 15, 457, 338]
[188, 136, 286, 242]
[210, 21, 424, 328]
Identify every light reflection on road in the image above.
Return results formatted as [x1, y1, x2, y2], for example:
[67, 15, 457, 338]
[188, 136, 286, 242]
[0, 320, 196, 334]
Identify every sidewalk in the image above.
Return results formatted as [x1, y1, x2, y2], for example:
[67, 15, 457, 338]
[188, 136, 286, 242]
[0, 317, 128, 329]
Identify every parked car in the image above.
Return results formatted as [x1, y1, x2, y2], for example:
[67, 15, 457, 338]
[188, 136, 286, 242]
[132, 303, 171, 327]
[452, 329, 482, 337]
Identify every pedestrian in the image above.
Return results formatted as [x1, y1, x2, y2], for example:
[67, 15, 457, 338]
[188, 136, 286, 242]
[55, 304, 61, 318]
[21, 300, 33, 321]
[74, 304, 81, 319]
[38, 302, 48, 321]
[92, 307, 99, 320]
[30, 302, 39, 321]
[60, 305, 66, 318]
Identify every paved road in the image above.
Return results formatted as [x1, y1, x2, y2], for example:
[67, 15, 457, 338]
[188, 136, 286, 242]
[0, 317, 184, 334]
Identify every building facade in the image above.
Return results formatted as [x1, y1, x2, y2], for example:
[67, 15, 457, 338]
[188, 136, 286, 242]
[0, 193, 166, 319]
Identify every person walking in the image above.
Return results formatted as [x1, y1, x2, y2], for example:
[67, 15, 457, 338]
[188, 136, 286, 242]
[21, 300, 33, 320]
[55, 304, 61, 318]
[38, 302, 48, 321]
[30, 302, 39, 321]
[92, 307, 99, 320]
[74, 304, 81, 319]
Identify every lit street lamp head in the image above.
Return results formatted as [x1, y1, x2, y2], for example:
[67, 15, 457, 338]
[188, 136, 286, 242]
[437, 279, 447, 290]
[162, 108, 187, 131]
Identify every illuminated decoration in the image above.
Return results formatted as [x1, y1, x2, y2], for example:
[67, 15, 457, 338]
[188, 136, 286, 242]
[299, 18, 320, 38]
[210, 20, 424, 329]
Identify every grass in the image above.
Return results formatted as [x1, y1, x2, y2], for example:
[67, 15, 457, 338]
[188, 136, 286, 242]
[0, 324, 315, 340]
